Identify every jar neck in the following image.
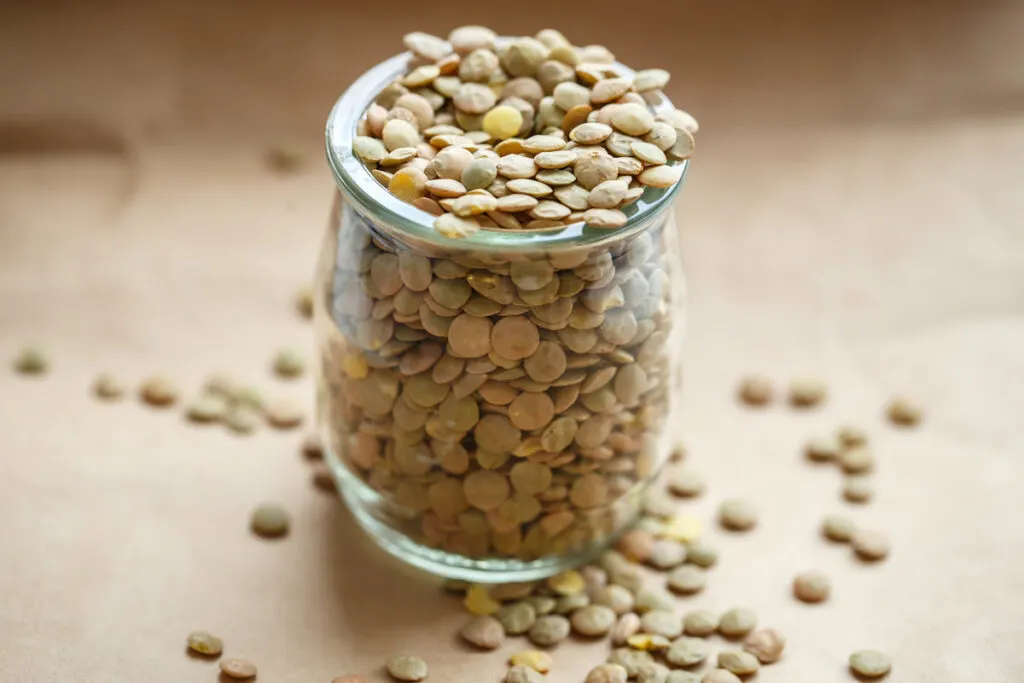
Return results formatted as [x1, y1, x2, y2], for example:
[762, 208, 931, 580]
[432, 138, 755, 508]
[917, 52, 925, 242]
[337, 190, 674, 261]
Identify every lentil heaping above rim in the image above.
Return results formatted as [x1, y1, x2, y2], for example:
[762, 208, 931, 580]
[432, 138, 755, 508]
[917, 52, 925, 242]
[350, 26, 697, 238]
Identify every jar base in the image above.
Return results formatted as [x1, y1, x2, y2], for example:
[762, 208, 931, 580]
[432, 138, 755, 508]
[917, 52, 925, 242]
[327, 451, 616, 583]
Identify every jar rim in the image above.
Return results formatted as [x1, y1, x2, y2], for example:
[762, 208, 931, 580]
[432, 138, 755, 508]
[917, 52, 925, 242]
[325, 49, 689, 252]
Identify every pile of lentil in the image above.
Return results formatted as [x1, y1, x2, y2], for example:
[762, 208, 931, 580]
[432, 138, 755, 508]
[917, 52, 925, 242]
[352, 26, 697, 237]
[323, 205, 683, 560]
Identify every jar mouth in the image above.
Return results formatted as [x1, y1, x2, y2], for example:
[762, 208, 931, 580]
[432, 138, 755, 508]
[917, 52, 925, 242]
[325, 49, 689, 252]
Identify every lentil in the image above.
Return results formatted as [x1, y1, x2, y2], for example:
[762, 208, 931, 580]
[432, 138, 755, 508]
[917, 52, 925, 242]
[683, 610, 718, 637]
[789, 376, 827, 407]
[587, 664, 628, 683]
[851, 529, 891, 561]
[822, 513, 857, 542]
[719, 608, 757, 637]
[843, 475, 874, 503]
[12, 346, 48, 375]
[718, 499, 757, 531]
[93, 373, 126, 401]
[460, 615, 505, 649]
[702, 672, 741, 683]
[251, 503, 290, 538]
[219, 658, 257, 679]
[509, 650, 553, 673]
[805, 435, 841, 462]
[139, 376, 178, 407]
[793, 570, 831, 603]
[849, 650, 892, 678]
[887, 396, 922, 426]
[743, 628, 786, 664]
[667, 565, 706, 594]
[528, 614, 570, 646]
[718, 651, 760, 677]
[506, 665, 546, 683]
[572, 604, 617, 636]
[186, 630, 223, 656]
[665, 637, 710, 667]
[840, 446, 876, 474]
[387, 655, 429, 682]
[611, 612, 642, 645]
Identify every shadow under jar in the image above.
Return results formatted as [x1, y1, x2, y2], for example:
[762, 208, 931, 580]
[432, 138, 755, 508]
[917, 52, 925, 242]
[317, 51, 689, 582]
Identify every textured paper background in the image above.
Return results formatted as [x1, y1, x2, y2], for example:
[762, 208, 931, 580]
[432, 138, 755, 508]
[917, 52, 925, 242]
[1, 1, 1023, 681]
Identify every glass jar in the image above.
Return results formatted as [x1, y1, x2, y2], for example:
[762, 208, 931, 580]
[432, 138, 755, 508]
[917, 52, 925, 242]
[316, 51, 689, 582]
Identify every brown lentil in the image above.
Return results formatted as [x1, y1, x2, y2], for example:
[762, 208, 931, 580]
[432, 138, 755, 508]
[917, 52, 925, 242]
[717, 651, 760, 677]
[822, 513, 857, 542]
[461, 615, 505, 649]
[851, 529, 891, 561]
[887, 396, 922, 426]
[250, 503, 290, 538]
[743, 628, 786, 664]
[793, 570, 831, 603]
[219, 659, 257, 679]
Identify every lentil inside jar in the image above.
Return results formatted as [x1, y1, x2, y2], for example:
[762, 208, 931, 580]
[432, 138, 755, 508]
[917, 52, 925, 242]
[318, 35, 689, 580]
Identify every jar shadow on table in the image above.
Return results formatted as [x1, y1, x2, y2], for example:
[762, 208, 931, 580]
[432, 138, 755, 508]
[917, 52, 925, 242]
[315, 492, 455, 636]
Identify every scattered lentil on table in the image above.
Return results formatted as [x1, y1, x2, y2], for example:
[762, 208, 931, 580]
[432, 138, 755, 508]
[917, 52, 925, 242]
[186, 630, 223, 656]
[822, 513, 857, 542]
[805, 435, 840, 462]
[139, 376, 179, 407]
[92, 373, 126, 400]
[701, 671, 741, 683]
[506, 664, 546, 683]
[250, 503, 290, 538]
[296, 285, 315, 319]
[718, 608, 758, 637]
[509, 649, 553, 673]
[717, 650, 761, 676]
[272, 348, 307, 378]
[737, 375, 772, 406]
[185, 393, 229, 423]
[851, 529, 891, 561]
[264, 399, 304, 429]
[793, 570, 831, 603]
[886, 396, 921, 426]
[219, 658, 258, 679]
[837, 424, 869, 448]
[842, 474, 874, 503]
[718, 498, 757, 531]
[460, 615, 505, 649]
[587, 663, 629, 683]
[387, 654, 429, 682]
[788, 376, 827, 407]
[743, 628, 786, 663]
[11, 346, 48, 375]
[849, 649, 892, 678]
[682, 610, 719, 637]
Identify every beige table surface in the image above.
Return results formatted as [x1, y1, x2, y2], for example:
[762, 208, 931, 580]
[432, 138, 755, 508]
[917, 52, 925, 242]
[2, 1, 1023, 681]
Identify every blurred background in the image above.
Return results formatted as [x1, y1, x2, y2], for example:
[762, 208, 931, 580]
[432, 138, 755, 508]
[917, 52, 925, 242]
[1, 1, 1022, 681]
[3, 0, 1022, 434]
